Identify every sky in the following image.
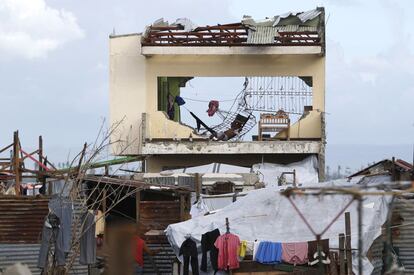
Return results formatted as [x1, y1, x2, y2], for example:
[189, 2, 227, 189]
[0, 0, 413, 171]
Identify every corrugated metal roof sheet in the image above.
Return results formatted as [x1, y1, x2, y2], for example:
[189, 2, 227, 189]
[0, 198, 90, 274]
[0, 244, 88, 275]
[246, 25, 317, 44]
[349, 158, 413, 178]
[246, 26, 276, 44]
[143, 243, 175, 274]
[298, 9, 322, 23]
[395, 159, 413, 171]
[0, 196, 49, 244]
[275, 25, 317, 32]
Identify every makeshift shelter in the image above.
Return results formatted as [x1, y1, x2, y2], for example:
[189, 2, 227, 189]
[166, 179, 391, 274]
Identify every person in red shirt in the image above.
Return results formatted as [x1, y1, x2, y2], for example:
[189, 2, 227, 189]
[133, 229, 161, 275]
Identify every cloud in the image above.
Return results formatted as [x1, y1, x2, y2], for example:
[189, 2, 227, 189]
[325, 0, 360, 6]
[0, 0, 84, 59]
[326, 37, 414, 145]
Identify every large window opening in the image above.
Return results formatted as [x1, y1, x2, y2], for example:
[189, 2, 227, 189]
[157, 76, 313, 141]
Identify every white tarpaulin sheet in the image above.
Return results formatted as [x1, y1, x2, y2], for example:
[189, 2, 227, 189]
[190, 193, 248, 218]
[190, 195, 234, 218]
[173, 163, 252, 174]
[166, 179, 391, 275]
[252, 155, 319, 186]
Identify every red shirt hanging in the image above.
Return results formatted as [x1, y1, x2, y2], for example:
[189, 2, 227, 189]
[207, 100, 219, 117]
[214, 233, 240, 270]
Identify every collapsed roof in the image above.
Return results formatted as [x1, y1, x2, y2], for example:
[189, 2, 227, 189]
[142, 8, 325, 47]
[349, 158, 414, 178]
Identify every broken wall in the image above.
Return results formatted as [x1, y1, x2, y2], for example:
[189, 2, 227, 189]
[109, 34, 325, 154]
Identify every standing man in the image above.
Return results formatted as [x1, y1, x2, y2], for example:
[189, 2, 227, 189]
[133, 228, 161, 274]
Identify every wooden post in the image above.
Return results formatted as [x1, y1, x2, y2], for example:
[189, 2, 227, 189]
[135, 190, 141, 226]
[38, 136, 42, 181]
[38, 136, 46, 195]
[195, 173, 200, 200]
[329, 251, 338, 275]
[225, 217, 230, 233]
[391, 157, 396, 181]
[46, 157, 52, 195]
[316, 235, 325, 275]
[339, 233, 345, 275]
[13, 131, 21, 195]
[232, 192, 237, 202]
[357, 198, 363, 275]
[77, 143, 87, 176]
[180, 194, 185, 221]
[293, 169, 296, 187]
[345, 212, 352, 275]
[72, 143, 87, 198]
[287, 118, 290, 141]
[102, 187, 107, 244]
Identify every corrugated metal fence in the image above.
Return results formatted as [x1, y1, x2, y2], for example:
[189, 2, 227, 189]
[393, 197, 414, 273]
[0, 196, 49, 243]
[0, 197, 88, 274]
[0, 244, 87, 275]
[144, 243, 176, 274]
[370, 237, 384, 275]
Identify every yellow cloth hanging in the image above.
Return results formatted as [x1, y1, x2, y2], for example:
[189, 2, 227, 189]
[239, 240, 247, 257]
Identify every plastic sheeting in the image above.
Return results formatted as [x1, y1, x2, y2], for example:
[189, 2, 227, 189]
[190, 193, 247, 218]
[252, 155, 319, 187]
[173, 163, 252, 174]
[166, 179, 391, 275]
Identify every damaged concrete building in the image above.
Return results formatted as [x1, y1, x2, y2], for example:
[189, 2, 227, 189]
[109, 8, 326, 181]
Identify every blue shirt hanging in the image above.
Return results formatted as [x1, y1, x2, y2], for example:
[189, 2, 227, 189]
[255, 241, 282, 264]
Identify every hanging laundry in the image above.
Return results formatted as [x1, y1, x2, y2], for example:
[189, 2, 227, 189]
[308, 239, 330, 265]
[252, 240, 261, 260]
[239, 240, 254, 261]
[179, 238, 199, 275]
[37, 213, 66, 268]
[281, 242, 308, 265]
[207, 100, 219, 117]
[167, 94, 175, 120]
[38, 197, 73, 269]
[239, 240, 248, 258]
[214, 233, 241, 270]
[200, 228, 220, 272]
[255, 241, 282, 265]
[245, 241, 254, 256]
[48, 197, 73, 252]
[175, 96, 186, 106]
[80, 211, 96, 265]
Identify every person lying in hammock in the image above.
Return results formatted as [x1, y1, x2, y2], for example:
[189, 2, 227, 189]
[214, 120, 244, 141]
[190, 112, 246, 141]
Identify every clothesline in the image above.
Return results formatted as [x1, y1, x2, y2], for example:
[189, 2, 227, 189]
[181, 96, 237, 103]
[180, 226, 329, 274]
